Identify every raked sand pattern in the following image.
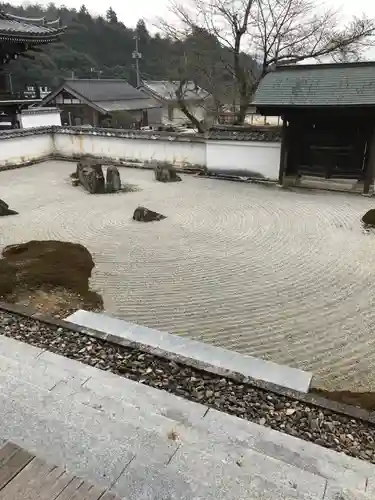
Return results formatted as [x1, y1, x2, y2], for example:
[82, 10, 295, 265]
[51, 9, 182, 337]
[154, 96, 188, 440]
[1, 161, 375, 391]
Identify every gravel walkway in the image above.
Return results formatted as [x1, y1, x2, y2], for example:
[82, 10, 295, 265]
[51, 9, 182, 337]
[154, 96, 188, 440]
[0, 310, 374, 465]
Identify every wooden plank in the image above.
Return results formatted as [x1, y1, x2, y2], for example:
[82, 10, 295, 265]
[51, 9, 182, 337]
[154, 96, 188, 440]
[99, 492, 119, 500]
[67, 481, 106, 500]
[0, 457, 54, 499]
[0, 442, 20, 466]
[0, 447, 34, 491]
[34, 466, 75, 500]
[54, 477, 85, 500]
[0, 442, 119, 500]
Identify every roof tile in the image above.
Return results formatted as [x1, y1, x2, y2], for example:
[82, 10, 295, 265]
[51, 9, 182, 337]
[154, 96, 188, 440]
[253, 62, 375, 107]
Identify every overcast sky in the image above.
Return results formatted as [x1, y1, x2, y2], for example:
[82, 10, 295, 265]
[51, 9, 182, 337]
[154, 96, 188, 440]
[11, 0, 375, 31]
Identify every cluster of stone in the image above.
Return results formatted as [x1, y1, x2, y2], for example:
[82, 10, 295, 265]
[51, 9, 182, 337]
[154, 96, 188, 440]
[71, 160, 121, 194]
[154, 164, 182, 183]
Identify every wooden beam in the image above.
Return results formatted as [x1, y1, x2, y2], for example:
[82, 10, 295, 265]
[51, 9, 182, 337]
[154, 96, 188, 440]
[363, 127, 375, 195]
[278, 118, 288, 185]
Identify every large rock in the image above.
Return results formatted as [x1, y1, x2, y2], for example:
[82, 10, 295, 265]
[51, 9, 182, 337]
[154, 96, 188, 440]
[133, 206, 166, 222]
[0, 199, 18, 216]
[0, 240, 103, 311]
[362, 209, 375, 226]
[106, 166, 121, 192]
[154, 164, 182, 183]
[75, 160, 105, 194]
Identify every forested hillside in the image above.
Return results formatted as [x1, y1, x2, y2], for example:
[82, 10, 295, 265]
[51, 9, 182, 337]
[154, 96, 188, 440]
[0, 2, 238, 105]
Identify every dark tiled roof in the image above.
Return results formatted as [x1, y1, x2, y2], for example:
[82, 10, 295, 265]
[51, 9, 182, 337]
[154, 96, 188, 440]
[207, 129, 281, 142]
[0, 11, 64, 42]
[65, 79, 151, 103]
[253, 62, 375, 108]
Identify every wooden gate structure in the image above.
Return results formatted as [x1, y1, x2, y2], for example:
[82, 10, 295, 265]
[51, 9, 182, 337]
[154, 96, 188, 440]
[253, 62, 375, 194]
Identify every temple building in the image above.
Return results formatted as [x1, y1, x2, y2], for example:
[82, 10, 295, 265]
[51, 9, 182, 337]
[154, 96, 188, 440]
[0, 11, 64, 125]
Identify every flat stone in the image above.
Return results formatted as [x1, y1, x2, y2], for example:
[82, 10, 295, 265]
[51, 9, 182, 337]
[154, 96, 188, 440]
[0, 335, 45, 364]
[114, 458, 217, 500]
[65, 310, 312, 393]
[324, 484, 374, 500]
[51, 380, 200, 440]
[0, 389, 134, 488]
[170, 442, 326, 499]
[114, 453, 316, 500]
[82, 367, 208, 427]
[0, 353, 80, 391]
[200, 409, 373, 491]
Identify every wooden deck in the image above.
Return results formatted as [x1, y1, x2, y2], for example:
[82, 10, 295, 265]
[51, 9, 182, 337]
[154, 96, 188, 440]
[0, 441, 120, 499]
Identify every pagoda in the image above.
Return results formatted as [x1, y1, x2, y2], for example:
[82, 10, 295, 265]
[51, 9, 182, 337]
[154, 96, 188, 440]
[0, 11, 64, 124]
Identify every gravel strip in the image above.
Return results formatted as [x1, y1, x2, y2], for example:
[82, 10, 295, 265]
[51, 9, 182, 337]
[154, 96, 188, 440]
[0, 310, 374, 464]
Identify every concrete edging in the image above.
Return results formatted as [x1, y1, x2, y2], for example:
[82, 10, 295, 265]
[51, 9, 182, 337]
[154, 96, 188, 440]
[0, 301, 373, 424]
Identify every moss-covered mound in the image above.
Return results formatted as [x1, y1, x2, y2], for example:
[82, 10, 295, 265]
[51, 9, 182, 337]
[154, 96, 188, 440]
[0, 240, 103, 315]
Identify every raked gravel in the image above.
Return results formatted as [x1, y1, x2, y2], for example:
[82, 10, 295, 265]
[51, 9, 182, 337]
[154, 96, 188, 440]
[0, 310, 374, 464]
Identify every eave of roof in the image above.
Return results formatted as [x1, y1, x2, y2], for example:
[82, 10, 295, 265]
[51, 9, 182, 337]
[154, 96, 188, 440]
[0, 11, 65, 43]
[253, 61, 375, 108]
[41, 82, 162, 113]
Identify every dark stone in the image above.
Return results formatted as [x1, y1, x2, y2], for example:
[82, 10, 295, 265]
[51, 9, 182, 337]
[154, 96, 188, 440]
[76, 160, 105, 194]
[106, 166, 121, 193]
[362, 209, 375, 226]
[154, 164, 182, 183]
[133, 206, 167, 222]
[0, 199, 18, 217]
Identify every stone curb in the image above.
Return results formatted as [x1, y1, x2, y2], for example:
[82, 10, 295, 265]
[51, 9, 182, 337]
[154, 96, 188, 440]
[0, 301, 373, 425]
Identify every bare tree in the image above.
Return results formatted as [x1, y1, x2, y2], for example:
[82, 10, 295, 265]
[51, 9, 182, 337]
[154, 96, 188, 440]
[160, 0, 375, 124]
[166, 44, 223, 132]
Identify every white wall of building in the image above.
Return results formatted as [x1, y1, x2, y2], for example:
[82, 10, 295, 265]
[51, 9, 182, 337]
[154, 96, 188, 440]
[206, 140, 281, 180]
[0, 132, 54, 168]
[0, 128, 280, 182]
[19, 108, 62, 129]
[148, 103, 207, 127]
[53, 131, 207, 169]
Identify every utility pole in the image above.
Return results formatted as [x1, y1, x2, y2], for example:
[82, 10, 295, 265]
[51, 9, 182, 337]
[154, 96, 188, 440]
[132, 35, 142, 87]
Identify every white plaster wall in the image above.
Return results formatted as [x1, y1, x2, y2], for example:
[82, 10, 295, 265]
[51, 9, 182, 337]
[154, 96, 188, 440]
[0, 133, 54, 167]
[19, 111, 62, 129]
[158, 104, 206, 126]
[53, 132, 206, 168]
[206, 140, 281, 180]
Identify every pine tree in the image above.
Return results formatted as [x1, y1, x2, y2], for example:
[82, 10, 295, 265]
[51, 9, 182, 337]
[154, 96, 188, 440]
[106, 7, 118, 24]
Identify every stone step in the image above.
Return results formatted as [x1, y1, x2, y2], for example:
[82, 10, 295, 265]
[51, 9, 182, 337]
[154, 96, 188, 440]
[0, 376, 318, 499]
[65, 309, 313, 393]
[0, 365, 322, 499]
[0, 334, 373, 499]
[64, 365, 375, 493]
[115, 454, 316, 500]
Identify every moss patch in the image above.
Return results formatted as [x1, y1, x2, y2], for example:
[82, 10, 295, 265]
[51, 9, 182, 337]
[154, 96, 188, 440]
[0, 240, 103, 317]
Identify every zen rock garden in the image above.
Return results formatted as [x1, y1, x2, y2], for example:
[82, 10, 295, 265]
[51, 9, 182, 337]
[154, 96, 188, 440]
[67, 159, 182, 223]
[71, 160, 122, 194]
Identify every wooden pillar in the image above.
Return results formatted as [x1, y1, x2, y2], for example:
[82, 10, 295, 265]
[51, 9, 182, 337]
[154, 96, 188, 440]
[278, 118, 288, 185]
[363, 127, 375, 195]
